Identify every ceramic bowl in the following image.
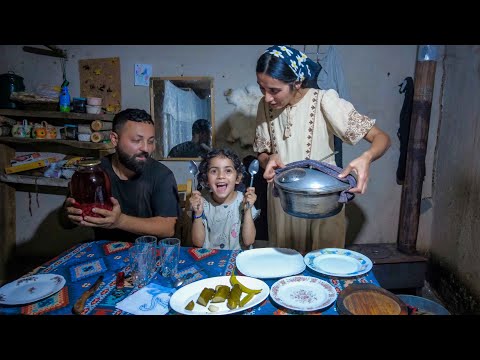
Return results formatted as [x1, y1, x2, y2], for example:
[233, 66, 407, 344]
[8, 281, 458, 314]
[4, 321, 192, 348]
[86, 97, 102, 106]
[86, 105, 102, 114]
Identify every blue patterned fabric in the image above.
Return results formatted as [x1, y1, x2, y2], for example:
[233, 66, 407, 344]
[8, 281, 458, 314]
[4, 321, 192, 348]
[0, 240, 379, 315]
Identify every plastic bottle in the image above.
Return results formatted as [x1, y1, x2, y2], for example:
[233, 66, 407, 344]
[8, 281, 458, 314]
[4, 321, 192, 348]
[59, 81, 71, 112]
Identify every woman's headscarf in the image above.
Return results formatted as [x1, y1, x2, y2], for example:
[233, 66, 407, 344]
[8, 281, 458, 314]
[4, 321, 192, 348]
[265, 45, 320, 84]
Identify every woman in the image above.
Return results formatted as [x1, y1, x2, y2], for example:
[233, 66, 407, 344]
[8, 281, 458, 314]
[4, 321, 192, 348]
[253, 45, 391, 254]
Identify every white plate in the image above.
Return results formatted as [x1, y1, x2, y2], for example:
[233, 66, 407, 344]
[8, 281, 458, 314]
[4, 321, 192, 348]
[270, 276, 337, 311]
[169, 276, 269, 315]
[0, 274, 66, 305]
[235, 248, 306, 279]
[304, 248, 373, 277]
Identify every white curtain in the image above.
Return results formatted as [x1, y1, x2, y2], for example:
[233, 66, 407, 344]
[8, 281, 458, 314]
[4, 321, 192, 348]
[162, 80, 210, 156]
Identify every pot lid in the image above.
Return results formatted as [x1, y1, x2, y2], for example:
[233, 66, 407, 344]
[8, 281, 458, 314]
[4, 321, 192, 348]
[274, 167, 350, 194]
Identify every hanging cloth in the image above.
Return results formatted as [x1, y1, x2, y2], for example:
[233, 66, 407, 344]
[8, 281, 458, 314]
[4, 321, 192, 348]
[396, 77, 414, 185]
[316, 45, 351, 168]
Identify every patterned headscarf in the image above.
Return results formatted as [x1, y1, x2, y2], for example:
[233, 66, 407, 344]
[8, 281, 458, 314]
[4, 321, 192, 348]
[265, 45, 316, 82]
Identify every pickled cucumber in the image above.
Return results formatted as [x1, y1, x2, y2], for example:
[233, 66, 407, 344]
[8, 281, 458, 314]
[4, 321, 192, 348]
[227, 283, 242, 310]
[211, 285, 231, 303]
[184, 300, 195, 311]
[196, 287, 215, 306]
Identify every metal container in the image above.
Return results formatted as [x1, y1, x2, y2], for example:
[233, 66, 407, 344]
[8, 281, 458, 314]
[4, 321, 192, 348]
[0, 71, 25, 109]
[273, 167, 351, 219]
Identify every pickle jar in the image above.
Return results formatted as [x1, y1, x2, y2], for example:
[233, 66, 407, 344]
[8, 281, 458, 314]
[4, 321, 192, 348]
[70, 159, 113, 218]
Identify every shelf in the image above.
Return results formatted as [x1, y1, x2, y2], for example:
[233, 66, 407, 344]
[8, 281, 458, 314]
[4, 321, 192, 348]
[0, 174, 69, 187]
[0, 109, 114, 122]
[0, 137, 115, 150]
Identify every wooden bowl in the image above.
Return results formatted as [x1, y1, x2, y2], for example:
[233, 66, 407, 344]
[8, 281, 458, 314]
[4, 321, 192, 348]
[336, 283, 408, 315]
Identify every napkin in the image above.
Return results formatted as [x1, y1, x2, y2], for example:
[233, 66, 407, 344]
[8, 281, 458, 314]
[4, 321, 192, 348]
[115, 283, 176, 315]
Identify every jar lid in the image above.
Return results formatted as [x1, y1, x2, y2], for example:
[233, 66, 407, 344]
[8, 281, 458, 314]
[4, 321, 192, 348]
[78, 159, 101, 167]
[274, 167, 350, 194]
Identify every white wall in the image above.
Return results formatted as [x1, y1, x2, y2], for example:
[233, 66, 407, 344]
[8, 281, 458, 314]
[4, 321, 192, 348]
[1, 45, 433, 256]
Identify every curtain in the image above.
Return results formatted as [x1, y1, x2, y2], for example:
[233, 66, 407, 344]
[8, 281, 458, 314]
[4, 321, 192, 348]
[161, 80, 210, 156]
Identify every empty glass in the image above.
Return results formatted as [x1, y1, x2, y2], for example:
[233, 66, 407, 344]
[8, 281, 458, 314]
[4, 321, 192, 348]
[159, 238, 180, 278]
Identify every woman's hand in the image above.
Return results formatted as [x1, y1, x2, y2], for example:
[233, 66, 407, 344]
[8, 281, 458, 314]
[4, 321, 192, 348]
[263, 154, 285, 182]
[189, 190, 204, 216]
[243, 187, 257, 211]
[338, 152, 372, 194]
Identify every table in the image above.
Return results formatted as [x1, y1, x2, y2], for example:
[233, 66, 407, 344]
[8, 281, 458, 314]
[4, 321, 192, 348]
[0, 240, 380, 315]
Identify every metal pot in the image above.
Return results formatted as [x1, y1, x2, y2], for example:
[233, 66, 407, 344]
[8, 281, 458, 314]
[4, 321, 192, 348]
[273, 167, 351, 219]
[0, 71, 25, 109]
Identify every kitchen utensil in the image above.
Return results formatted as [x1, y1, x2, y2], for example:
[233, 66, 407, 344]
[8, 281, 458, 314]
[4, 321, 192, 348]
[246, 159, 259, 209]
[188, 160, 199, 191]
[336, 283, 408, 315]
[318, 151, 339, 163]
[72, 275, 104, 315]
[0, 71, 25, 109]
[173, 268, 204, 288]
[248, 159, 259, 188]
[273, 165, 351, 219]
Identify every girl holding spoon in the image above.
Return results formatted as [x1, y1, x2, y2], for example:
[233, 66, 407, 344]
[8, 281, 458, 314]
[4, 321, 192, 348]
[189, 148, 260, 250]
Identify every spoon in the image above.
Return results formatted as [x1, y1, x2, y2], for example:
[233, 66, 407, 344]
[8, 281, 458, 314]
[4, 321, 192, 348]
[318, 151, 339, 162]
[188, 160, 199, 191]
[246, 159, 259, 209]
[248, 159, 259, 188]
[173, 268, 203, 288]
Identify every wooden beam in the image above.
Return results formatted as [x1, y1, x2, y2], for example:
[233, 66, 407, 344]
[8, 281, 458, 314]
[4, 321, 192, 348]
[397, 46, 438, 254]
[23, 46, 66, 59]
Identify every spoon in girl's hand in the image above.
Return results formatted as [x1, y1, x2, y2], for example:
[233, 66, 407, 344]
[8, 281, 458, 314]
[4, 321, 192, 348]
[246, 159, 259, 209]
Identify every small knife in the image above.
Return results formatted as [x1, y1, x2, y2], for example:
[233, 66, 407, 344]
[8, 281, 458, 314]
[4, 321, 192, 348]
[72, 275, 104, 315]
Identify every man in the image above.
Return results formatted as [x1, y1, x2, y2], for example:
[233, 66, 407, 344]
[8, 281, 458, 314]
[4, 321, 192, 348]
[63, 108, 180, 242]
[168, 118, 211, 158]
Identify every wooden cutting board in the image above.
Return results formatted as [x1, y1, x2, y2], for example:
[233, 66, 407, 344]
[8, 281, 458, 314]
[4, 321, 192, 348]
[337, 283, 408, 315]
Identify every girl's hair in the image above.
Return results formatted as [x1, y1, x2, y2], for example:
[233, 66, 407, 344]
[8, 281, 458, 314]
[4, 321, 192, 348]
[198, 148, 245, 188]
[256, 52, 318, 89]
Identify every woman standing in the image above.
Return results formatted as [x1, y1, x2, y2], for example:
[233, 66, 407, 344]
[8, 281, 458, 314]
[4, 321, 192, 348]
[253, 45, 391, 253]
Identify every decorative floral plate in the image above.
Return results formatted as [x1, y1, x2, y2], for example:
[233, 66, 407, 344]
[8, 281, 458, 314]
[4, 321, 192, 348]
[304, 248, 373, 277]
[270, 275, 337, 311]
[0, 274, 66, 305]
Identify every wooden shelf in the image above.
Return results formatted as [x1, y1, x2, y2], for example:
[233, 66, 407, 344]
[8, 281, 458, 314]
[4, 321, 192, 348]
[0, 137, 115, 150]
[0, 174, 69, 187]
[0, 109, 114, 122]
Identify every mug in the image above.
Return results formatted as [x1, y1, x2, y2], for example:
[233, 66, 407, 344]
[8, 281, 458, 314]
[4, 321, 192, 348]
[32, 122, 47, 139]
[42, 121, 57, 139]
[12, 119, 32, 138]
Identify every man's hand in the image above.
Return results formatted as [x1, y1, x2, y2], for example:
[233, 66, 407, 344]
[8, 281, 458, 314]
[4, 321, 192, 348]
[81, 197, 123, 229]
[65, 197, 83, 226]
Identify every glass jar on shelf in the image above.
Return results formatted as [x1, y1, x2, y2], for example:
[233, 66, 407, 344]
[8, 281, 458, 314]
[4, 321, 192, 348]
[70, 159, 113, 219]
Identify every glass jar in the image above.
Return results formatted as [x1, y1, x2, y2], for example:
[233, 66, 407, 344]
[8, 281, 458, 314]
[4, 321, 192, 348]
[70, 159, 113, 219]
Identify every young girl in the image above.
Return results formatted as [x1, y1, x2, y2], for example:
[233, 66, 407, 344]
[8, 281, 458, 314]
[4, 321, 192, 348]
[189, 148, 259, 250]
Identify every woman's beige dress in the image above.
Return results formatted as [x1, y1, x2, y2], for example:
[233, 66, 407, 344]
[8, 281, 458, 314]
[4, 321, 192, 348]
[253, 88, 375, 254]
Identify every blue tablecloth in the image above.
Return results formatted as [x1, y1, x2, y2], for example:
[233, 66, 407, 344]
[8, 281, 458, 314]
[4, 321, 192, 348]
[0, 240, 380, 315]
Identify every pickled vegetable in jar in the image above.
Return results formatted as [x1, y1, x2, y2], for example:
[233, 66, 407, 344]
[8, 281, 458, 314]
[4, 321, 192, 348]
[70, 159, 113, 219]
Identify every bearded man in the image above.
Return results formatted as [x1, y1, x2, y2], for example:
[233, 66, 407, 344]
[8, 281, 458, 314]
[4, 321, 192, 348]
[63, 108, 180, 242]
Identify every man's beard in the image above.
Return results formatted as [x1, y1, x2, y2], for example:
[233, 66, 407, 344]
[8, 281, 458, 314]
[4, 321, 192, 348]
[116, 147, 149, 174]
